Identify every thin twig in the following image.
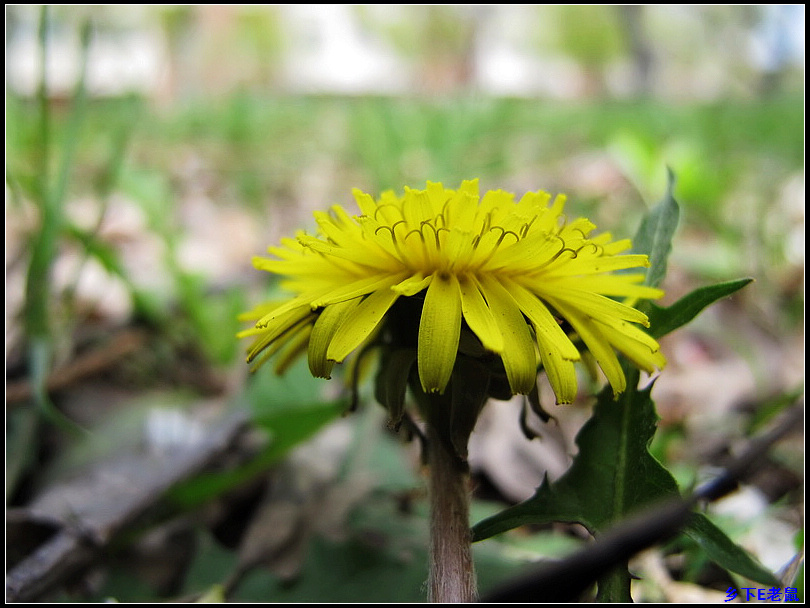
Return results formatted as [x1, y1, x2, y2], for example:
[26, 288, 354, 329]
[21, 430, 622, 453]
[6, 329, 147, 405]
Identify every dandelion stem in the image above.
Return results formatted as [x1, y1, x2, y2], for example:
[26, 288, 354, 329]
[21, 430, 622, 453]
[427, 423, 478, 603]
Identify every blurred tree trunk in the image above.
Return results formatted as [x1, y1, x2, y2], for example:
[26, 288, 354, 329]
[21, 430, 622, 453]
[618, 5, 655, 97]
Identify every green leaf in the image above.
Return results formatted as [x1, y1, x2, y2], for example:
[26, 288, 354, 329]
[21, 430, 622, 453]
[472, 364, 780, 598]
[474, 368, 675, 601]
[647, 277, 753, 339]
[632, 168, 680, 289]
[27, 337, 86, 435]
[463, 177, 673, 596]
[473, 368, 679, 544]
[64, 222, 175, 329]
[22, 12, 94, 435]
[685, 513, 781, 587]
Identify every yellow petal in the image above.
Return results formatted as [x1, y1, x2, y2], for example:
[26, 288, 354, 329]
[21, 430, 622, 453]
[313, 272, 408, 307]
[548, 298, 626, 397]
[484, 230, 564, 272]
[456, 178, 480, 199]
[237, 300, 287, 325]
[296, 234, 380, 266]
[595, 315, 663, 353]
[327, 288, 400, 362]
[608, 334, 667, 374]
[392, 273, 433, 296]
[504, 278, 580, 361]
[403, 188, 434, 231]
[308, 299, 360, 378]
[353, 188, 378, 217]
[593, 317, 667, 373]
[418, 273, 462, 393]
[535, 333, 578, 405]
[564, 274, 664, 300]
[247, 326, 299, 372]
[554, 253, 651, 275]
[600, 238, 633, 255]
[535, 286, 651, 326]
[449, 191, 478, 233]
[478, 276, 537, 395]
[516, 190, 551, 215]
[492, 277, 580, 403]
[426, 181, 450, 215]
[243, 305, 314, 362]
[458, 274, 504, 353]
[275, 324, 313, 375]
[251, 296, 317, 330]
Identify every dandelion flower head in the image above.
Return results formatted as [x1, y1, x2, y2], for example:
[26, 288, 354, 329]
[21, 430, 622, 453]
[239, 180, 666, 404]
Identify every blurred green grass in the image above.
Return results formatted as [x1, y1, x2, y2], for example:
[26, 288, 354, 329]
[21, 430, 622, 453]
[9, 89, 803, 203]
[8, 88, 804, 278]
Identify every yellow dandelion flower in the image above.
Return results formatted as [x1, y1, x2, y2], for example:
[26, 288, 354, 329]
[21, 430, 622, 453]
[239, 180, 666, 404]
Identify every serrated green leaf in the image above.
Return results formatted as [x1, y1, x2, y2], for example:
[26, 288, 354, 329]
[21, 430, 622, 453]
[472, 360, 781, 598]
[685, 513, 780, 587]
[472, 367, 679, 544]
[647, 278, 753, 339]
[473, 367, 677, 601]
[632, 169, 680, 289]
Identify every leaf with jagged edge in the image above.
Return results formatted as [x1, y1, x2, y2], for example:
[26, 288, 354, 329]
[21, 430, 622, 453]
[472, 366, 780, 592]
[473, 367, 676, 542]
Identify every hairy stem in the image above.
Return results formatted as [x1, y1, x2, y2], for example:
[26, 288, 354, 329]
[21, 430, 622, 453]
[597, 562, 632, 602]
[427, 424, 478, 603]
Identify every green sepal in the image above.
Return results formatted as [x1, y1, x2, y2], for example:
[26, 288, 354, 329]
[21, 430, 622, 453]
[407, 353, 491, 462]
[448, 355, 491, 460]
[374, 347, 417, 429]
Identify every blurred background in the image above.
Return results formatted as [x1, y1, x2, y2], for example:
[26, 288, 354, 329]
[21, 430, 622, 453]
[5, 5, 804, 603]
